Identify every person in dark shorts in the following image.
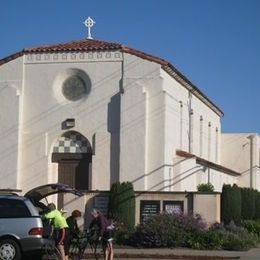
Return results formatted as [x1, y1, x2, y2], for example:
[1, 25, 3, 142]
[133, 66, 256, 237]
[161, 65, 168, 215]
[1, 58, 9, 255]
[89, 209, 114, 260]
[44, 203, 69, 260]
[66, 209, 82, 250]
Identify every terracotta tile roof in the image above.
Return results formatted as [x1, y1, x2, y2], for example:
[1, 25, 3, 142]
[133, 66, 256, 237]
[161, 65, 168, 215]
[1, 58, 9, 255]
[176, 150, 241, 176]
[25, 39, 123, 53]
[0, 39, 223, 116]
[0, 39, 169, 67]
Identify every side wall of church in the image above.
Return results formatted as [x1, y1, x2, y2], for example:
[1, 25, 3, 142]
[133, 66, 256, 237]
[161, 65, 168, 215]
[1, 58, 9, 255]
[161, 69, 229, 192]
[0, 57, 23, 189]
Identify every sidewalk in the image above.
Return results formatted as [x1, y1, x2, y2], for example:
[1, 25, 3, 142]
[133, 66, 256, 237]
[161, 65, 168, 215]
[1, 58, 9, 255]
[83, 246, 260, 259]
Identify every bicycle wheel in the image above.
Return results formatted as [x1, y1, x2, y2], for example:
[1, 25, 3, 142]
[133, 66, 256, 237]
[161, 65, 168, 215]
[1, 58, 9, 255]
[42, 243, 62, 260]
[89, 240, 100, 260]
[69, 244, 80, 260]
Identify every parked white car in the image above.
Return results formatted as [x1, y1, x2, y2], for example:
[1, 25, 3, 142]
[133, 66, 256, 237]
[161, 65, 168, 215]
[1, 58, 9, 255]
[0, 183, 82, 260]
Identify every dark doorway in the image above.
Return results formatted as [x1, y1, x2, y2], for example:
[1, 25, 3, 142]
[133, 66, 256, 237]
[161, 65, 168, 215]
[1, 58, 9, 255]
[58, 158, 90, 190]
[52, 153, 92, 208]
[75, 160, 90, 190]
[57, 158, 90, 207]
[52, 131, 92, 209]
[58, 160, 79, 188]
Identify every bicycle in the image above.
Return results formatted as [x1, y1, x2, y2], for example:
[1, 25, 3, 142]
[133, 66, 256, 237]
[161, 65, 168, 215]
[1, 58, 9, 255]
[69, 229, 101, 260]
[41, 241, 62, 260]
[41, 219, 63, 260]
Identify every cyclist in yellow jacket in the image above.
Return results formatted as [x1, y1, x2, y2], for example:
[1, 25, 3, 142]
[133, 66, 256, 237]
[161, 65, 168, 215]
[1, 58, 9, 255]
[44, 203, 69, 260]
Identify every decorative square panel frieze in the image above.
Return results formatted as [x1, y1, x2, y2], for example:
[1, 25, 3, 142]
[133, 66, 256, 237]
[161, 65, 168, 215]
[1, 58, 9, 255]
[97, 52, 102, 59]
[105, 52, 111, 58]
[71, 53, 76, 60]
[114, 52, 121, 58]
[62, 54, 67, 60]
[79, 53, 85, 59]
[44, 54, 50, 60]
[36, 54, 41, 60]
[88, 53, 94, 59]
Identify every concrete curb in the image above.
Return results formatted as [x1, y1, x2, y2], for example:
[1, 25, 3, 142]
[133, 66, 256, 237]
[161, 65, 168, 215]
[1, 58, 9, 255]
[78, 246, 260, 260]
[83, 252, 239, 259]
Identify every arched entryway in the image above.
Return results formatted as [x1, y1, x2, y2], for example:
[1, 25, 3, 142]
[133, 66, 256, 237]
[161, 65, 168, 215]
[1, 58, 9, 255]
[52, 131, 92, 207]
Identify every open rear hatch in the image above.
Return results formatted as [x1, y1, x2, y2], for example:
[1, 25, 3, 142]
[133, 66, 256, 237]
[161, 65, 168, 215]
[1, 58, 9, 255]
[24, 183, 83, 206]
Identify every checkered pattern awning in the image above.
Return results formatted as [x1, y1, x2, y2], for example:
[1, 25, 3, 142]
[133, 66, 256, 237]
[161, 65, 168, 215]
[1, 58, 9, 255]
[53, 132, 91, 153]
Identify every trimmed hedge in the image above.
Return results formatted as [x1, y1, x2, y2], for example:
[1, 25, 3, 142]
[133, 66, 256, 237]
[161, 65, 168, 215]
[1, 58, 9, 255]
[255, 191, 260, 219]
[221, 185, 260, 223]
[241, 188, 256, 220]
[221, 184, 241, 225]
[108, 182, 135, 229]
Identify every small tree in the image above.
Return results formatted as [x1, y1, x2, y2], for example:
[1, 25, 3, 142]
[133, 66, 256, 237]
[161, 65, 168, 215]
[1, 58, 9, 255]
[108, 182, 135, 228]
[221, 184, 241, 225]
[197, 183, 214, 192]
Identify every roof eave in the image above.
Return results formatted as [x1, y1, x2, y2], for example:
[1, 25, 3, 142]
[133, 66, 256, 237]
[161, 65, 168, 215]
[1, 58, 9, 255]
[176, 150, 240, 177]
[162, 64, 224, 117]
[122, 46, 224, 117]
[0, 51, 24, 66]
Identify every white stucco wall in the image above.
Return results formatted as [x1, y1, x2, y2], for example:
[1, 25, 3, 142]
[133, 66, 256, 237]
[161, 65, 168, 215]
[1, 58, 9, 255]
[161, 70, 221, 163]
[222, 133, 260, 190]
[120, 53, 163, 191]
[0, 47, 242, 195]
[0, 57, 23, 189]
[17, 51, 123, 191]
[193, 193, 221, 224]
[160, 70, 227, 192]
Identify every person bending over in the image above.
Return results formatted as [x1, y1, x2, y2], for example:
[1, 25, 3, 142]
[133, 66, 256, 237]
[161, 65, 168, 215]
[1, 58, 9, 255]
[44, 203, 69, 260]
[89, 209, 114, 260]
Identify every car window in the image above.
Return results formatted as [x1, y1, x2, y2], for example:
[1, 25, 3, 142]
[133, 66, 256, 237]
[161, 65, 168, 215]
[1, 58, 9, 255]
[0, 198, 31, 218]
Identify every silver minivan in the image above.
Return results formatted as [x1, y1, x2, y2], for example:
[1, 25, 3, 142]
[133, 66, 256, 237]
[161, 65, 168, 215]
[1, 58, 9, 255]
[0, 183, 82, 260]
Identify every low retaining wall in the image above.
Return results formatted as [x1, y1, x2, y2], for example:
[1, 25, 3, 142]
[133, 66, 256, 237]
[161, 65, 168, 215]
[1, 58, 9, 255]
[61, 191, 221, 227]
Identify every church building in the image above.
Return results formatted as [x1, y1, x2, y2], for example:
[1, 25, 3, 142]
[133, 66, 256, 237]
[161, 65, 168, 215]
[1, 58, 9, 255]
[0, 33, 246, 222]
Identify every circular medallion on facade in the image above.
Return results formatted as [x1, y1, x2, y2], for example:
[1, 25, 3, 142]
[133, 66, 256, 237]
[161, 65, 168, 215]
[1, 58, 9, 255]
[62, 75, 87, 101]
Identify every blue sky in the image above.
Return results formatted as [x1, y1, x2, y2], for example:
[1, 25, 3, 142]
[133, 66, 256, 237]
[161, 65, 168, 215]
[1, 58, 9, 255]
[1, 0, 259, 133]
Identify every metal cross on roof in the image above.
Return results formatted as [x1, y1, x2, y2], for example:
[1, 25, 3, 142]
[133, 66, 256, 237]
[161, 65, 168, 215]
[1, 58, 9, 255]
[83, 17, 95, 39]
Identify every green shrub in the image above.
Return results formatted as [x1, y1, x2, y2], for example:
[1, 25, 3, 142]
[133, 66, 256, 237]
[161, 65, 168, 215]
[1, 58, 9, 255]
[222, 231, 257, 251]
[221, 221, 258, 251]
[221, 184, 241, 225]
[197, 183, 214, 192]
[132, 213, 207, 248]
[108, 182, 135, 229]
[254, 191, 260, 219]
[208, 221, 258, 251]
[189, 221, 258, 251]
[241, 188, 255, 220]
[187, 229, 225, 250]
[113, 222, 134, 245]
[242, 220, 260, 237]
[124, 214, 258, 251]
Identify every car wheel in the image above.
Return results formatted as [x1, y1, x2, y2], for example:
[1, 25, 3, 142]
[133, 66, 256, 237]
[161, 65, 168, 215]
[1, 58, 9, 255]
[0, 239, 21, 260]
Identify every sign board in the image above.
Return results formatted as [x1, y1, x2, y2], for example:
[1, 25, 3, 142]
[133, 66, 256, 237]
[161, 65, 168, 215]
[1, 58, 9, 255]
[94, 196, 109, 215]
[163, 200, 184, 214]
[140, 200, 160, 222]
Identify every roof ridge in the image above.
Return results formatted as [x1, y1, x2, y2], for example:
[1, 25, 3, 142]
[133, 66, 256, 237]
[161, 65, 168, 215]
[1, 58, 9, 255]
[23, 38, 123, 53]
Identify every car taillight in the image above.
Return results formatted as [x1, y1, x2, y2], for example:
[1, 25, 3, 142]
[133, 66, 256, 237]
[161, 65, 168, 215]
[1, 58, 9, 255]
[29, 227, 43, 236]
